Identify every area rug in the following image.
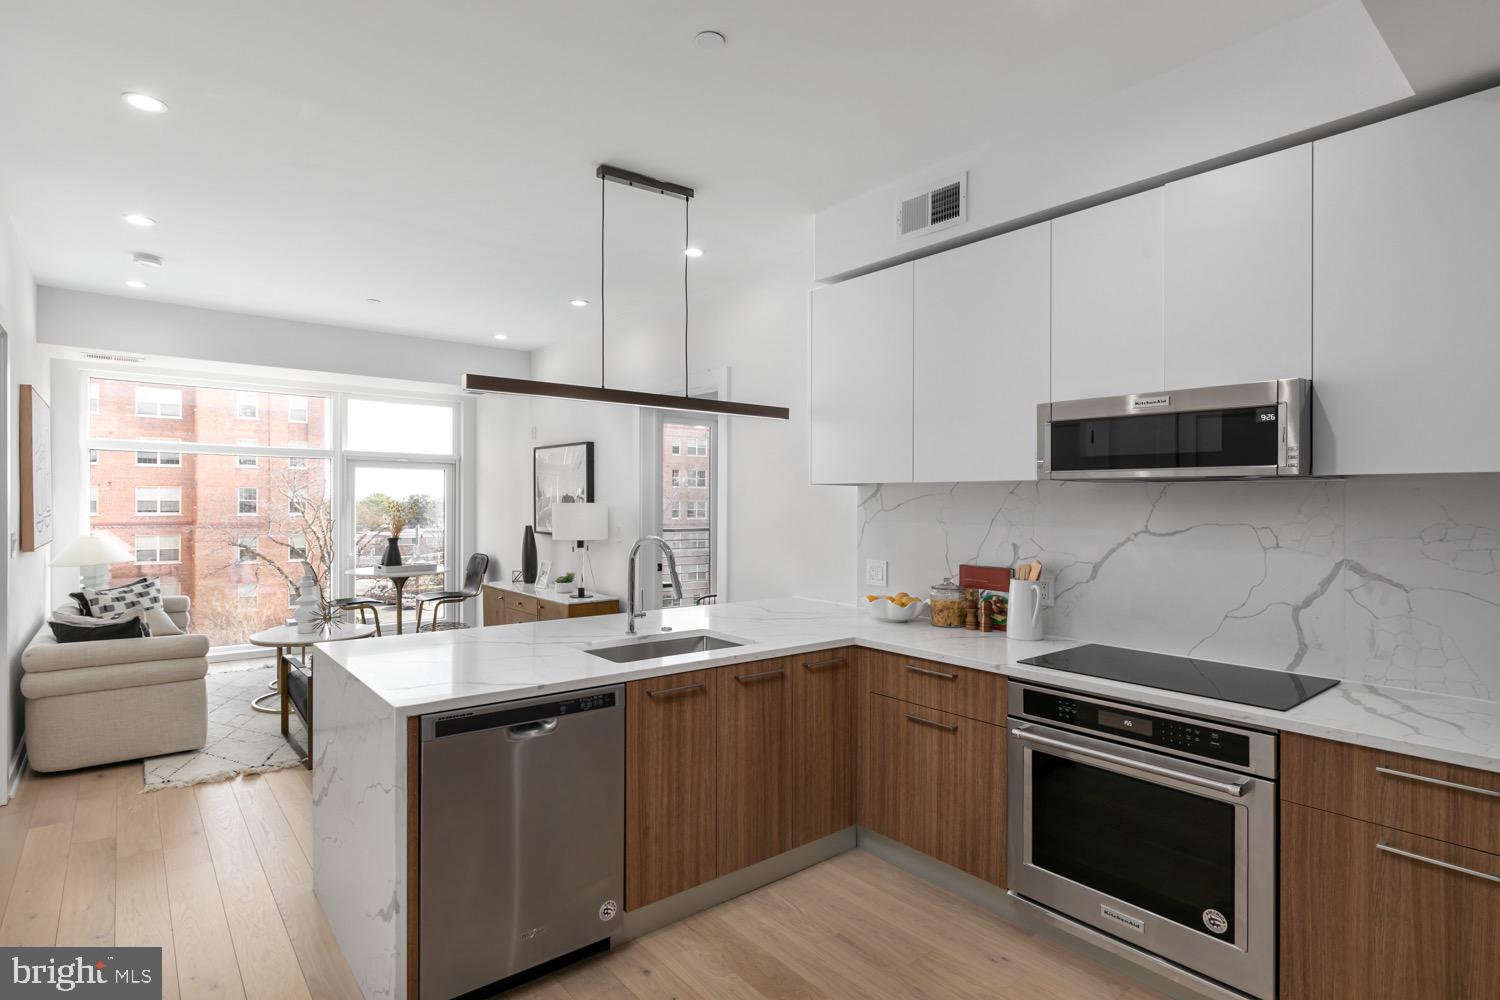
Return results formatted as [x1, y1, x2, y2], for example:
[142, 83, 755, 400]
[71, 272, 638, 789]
[142, 663, 306, 790]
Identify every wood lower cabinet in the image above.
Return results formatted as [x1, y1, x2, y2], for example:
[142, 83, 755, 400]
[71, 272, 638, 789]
[860, 691, 1006, 885]
[625, 670, 717, 910]
[481, 584, 620, 626]
[715, 659, 792, 875]
[1283, 768, 1500, 1000]
[789, 648, 859, 845]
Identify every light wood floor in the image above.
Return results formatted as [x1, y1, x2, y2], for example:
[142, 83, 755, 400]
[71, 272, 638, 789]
[0, 763, 1164, 1000]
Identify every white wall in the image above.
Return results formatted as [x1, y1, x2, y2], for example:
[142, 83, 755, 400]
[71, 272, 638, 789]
[38, 286, 529, 385]
[2, 211, 43, 795]
[479, 234, 856, 608]
[815, 0, 1411, 280]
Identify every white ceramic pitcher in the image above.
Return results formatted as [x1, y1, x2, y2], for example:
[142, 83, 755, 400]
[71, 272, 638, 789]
[1007, 580, 1044, 641]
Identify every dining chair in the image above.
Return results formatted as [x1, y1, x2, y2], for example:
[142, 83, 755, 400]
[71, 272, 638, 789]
[414, 553, 490, 632]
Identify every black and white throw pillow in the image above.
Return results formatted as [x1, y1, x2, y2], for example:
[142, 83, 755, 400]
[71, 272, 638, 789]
[49, 608, 152, 643]
[82, 578, 163, 618]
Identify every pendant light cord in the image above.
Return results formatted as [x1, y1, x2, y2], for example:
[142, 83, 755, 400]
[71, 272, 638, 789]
[684, 196, 691, 398]
[594, 173, 600, 389]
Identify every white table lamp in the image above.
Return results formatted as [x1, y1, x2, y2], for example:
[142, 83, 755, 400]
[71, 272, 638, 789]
[51, 532, 136, 590]
[552, 502, 609, 598]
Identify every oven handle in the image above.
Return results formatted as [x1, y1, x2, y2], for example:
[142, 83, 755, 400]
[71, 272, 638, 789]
[1011, 726, 1250, 798]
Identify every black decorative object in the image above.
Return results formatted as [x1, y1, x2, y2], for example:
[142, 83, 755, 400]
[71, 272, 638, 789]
[533, 442, 594, 535]
[521, 525, 539, 584]
[380, 536, 403, 567]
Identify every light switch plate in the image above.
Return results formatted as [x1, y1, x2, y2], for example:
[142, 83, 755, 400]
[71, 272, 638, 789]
[865, 559, 888, 587]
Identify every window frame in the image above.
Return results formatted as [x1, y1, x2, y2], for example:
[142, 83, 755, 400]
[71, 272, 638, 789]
[134, 385, 184, 419]
[237, 486, 259, 516]
[287, 395, 309, 423]
[134, 534, 182, 565]
[134, 486, 182, 515]
[236, 391, 260, 420]
[237, 439, 259, 468]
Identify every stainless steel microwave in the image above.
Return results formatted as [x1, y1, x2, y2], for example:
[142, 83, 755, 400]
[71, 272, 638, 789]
[1037, 378, 1311, 481]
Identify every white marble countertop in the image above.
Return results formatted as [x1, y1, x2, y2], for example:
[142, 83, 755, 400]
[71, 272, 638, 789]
[483, 582, 618, 606]
[314, 597, 1500, 774]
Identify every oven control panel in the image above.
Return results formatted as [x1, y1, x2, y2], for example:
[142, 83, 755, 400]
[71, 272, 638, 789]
[1022, 689, 1251, 767]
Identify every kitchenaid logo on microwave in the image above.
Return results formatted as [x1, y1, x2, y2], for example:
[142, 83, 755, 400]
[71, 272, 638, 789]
[3, 948, 160, 997]
[1130, 395, 1171, 410]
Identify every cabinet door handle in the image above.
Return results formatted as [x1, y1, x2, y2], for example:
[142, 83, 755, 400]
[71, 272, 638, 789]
[646, 682, 705, 700]
[735, 667, 786, 683]
[1375, 766, 1500, 798]
[1376, 843, 1500, 884]
[802, 656, 847, 671]
[905, 664, 956, 681]
[906, 713, 958, 733]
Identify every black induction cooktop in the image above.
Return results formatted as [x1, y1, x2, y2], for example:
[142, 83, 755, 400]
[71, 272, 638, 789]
[1017, 644, 1340, 711]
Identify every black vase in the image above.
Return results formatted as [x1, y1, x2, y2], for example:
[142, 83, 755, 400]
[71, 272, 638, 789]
[381, 535, 403, 567]
[522, 526, 538, 584]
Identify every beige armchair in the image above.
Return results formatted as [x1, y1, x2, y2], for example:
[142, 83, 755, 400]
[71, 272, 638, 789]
[21, 595, 209, 772]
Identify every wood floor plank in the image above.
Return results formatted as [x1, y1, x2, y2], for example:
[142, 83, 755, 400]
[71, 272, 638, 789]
[231, 776, 362, 1000]
[0, 821, 72, 945]
[158, 787, 246, 1000]
[263, 769, 314, 865]
[194, 782, 311, 1000]
[55, 837, 116, 947]
[117, 849, 182, 1000]
[0, 798, 37, 920]
[30, 772, 82, 828]
[590, 938, 706, 1000]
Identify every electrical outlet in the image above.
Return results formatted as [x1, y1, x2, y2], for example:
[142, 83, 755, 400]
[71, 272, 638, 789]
[865, 559, 888, 587]
[1037, 579, 1053, 607]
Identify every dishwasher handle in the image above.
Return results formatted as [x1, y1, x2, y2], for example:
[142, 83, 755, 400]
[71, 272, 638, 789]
[505, 718, 559, 742]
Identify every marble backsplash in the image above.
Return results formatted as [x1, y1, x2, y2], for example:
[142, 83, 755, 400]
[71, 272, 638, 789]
[857, 475, 1500, 701]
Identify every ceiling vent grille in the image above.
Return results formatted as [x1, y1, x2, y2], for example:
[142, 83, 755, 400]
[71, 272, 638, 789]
[81, 351, 145, 363]
[897, 173, 967, 239]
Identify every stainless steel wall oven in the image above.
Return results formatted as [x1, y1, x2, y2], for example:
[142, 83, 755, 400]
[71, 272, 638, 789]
[1006, 681, 1278, 1000]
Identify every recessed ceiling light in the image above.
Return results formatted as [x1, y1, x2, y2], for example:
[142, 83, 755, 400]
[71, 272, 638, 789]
[123, 213, 156, 227]
[121, 92, 168, 114]
[124, 279, 147, 289]
[694, 30, 726, 50]
[683, 247, 703, 258]
[365, 297, 382, 304]
[132, 252, 163, 268]
[570, 298, 589, 308]
[493, 333, 509, 341]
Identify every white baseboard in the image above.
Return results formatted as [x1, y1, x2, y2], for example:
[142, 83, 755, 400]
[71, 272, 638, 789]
[6, 736, 27, 803]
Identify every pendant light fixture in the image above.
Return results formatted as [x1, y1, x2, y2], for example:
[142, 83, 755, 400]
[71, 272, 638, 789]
[463, 164, 790, 420]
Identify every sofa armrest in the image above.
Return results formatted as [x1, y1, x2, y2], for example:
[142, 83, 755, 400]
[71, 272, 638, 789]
[163, 595, 191, 613]
[23, 627, 211, 674]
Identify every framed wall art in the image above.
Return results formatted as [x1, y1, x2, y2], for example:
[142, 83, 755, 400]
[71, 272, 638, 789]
[534, 441, 594, 534]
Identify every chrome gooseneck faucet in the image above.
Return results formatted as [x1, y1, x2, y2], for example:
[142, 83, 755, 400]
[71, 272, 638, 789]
[626, 536, 682, 635]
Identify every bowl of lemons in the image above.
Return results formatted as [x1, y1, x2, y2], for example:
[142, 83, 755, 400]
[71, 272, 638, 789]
[866, 592, 927, 622]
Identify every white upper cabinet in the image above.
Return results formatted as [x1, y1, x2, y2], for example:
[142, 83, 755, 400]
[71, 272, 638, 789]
[1164, 145, 1312, 388]
[1312, 87, 1500, 475]
[808, 263, 914, 484]
[1051, 188, 1164, 401]
[913, 223, 1050, 482]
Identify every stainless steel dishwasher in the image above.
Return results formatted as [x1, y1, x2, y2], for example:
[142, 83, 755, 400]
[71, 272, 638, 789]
[420, 686, 624, 1000]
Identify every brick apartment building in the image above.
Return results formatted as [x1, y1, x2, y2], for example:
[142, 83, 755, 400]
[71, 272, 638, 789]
[660, 421, 713, 605]
[88, 377, 329, 646]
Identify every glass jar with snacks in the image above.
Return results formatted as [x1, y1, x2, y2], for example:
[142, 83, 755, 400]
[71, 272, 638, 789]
[929, 577, 967, 628]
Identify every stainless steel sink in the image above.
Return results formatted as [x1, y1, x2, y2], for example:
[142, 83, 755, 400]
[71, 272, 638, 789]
[585, 632, 744, 663]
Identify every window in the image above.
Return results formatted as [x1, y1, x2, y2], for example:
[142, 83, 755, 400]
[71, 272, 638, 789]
[686, 500, 707, 519]
[134, 386, 182, 419]
[288, 455, 307, 469]
[237, 581, 258, 599]
[158, 578, 181, 597]
[288, 533, 308, 562]
[237, 440, 259, 468]
[134, 534, 181, 564]
[88, 382, 99, 414]
[681, 568, 709, 583]
[236, 391, 259, 420]
[670, 501, 680, 519]
[686, 469, 706, 487]
[89, 487, 98, 517]
[237, 536, 257, 563]
[671, 439, 680, 455]
[288, 396, 309, 423]
[287, 582, 299, 605]
[686, 438, 707, 457]
[89, 449, 99, 464]
[288, 489, 307, 515]
[671, 468, 680, 487]
[135, 487, 182, 515]
[345, 398, 455, 455]
[135, 448, 182, 467]
[238, 487, 259, 515]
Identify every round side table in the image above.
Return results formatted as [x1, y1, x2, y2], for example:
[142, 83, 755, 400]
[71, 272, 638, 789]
[247, 622, 377, 766]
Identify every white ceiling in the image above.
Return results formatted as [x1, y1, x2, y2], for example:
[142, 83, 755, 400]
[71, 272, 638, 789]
[0, 0, 1366, 350]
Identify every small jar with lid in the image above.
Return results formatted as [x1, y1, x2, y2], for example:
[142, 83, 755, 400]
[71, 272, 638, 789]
[929, 577, 967, 628]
